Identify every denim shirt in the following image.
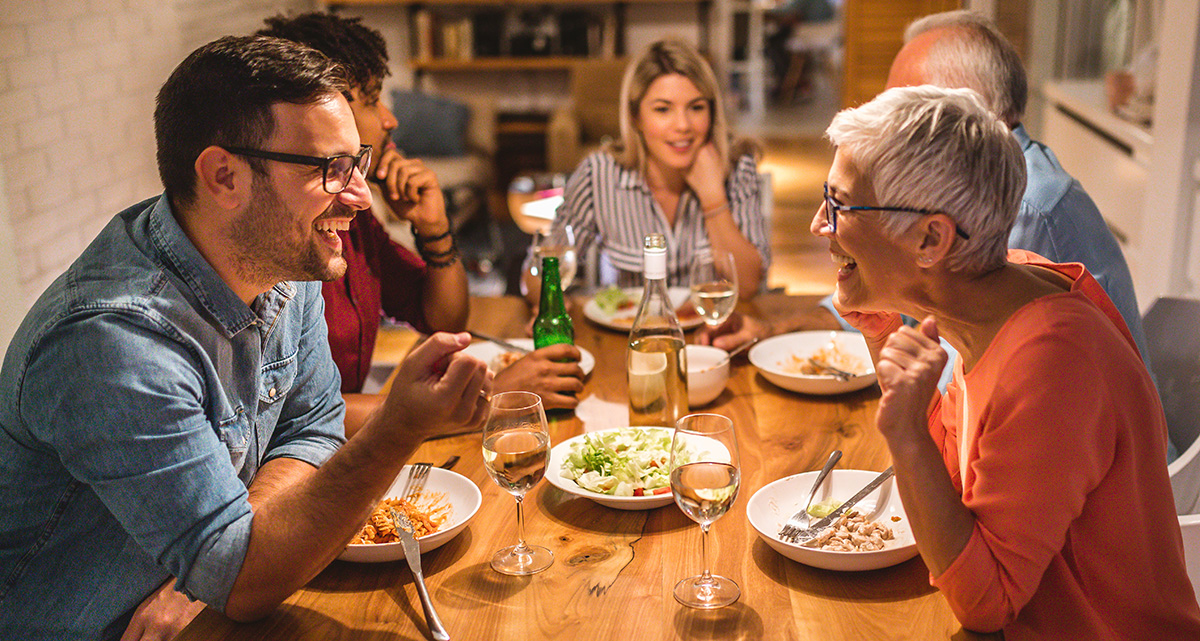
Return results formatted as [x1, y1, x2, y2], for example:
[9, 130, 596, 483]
[0, 195, 346, 639]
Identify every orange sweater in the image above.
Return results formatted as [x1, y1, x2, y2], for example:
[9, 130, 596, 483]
[928, 252, 1200, 640]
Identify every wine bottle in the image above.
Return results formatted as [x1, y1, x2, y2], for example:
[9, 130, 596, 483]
[533, 255, 574, 349]
[628, 233, 688, 427]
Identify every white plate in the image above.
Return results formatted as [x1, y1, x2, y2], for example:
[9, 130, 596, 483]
[583, 287, 704, 331]
[339, 466, 482, 562]
[749, 331, 877, 395]
[463, 338, 595, 377]
[546, 426, 728, 510]
[747, 469, 917, 571]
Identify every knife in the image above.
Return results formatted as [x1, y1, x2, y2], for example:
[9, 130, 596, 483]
[391, 509, 451, 641]
[468, 330, 531, 354]
[791, 466, 894, 544]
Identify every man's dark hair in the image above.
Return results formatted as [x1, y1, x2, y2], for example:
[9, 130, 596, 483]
[257, 12, 390, 96]
[154, 35, 348, 207]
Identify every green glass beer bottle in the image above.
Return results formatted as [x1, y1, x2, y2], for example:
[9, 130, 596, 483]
[533, 255, 574, 349]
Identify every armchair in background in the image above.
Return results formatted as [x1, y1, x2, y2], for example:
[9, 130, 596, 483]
[388, 89, 498, 236]
[547, 58, 627, 174]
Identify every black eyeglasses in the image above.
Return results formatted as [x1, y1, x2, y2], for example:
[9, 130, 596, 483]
[823, 182, 970, 240]
[223, 144, 372, 194]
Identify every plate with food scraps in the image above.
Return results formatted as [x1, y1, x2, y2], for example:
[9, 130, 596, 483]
[749, 331, 877, 395]
[463, 338, 595, 377]
[747, 469, 917, 571]
[340, 465, 482, 562]
[583, 286, 704, 332]
[547, 426, 728, 510]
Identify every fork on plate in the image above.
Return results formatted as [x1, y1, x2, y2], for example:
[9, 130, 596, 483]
[401, 462, 432, 501]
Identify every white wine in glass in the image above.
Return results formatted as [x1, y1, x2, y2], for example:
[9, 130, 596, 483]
[670, 413, 740, 608]
[522, 224, 577, 295]
[689, 249, 738, 328]
[482, 391, 554, 575]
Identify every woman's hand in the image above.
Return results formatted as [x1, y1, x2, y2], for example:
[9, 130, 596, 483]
[875, 317, 947, 442]
[493, 344, 586, 410]
[684, 143, 726, 206]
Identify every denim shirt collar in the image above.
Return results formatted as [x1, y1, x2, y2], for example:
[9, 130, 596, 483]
[1011, 124, 1033, 152]
[146, 196, 294, 338]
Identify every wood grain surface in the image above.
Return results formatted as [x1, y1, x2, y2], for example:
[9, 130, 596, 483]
[178, 294, 999, 641]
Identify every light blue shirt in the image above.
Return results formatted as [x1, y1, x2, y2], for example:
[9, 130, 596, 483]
[0, 195, 346, 639]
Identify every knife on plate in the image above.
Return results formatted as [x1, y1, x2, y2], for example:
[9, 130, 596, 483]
[781, 466, 894, 544]
[391, 509, 450, 641]
[468, 330, 531, 354]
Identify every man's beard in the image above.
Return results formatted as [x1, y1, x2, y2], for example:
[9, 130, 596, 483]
[228, 177, 348, 289]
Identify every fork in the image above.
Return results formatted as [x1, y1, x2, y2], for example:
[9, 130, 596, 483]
[401, 463, 432, 501]
[778, 466, 894, 544]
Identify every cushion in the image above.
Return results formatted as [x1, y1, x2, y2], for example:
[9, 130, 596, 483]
[390, 90, 469, 158]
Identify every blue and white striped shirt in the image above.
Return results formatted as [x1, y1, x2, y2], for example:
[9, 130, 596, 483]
[552, 151, 771, 289]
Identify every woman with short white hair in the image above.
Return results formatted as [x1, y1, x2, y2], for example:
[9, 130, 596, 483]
[817, 84, 1200, 639]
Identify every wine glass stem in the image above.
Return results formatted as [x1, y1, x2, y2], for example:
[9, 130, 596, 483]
[699, 522, 713, 585]
[514, 495, 529, 553]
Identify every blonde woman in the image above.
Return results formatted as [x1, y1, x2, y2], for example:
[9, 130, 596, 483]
[549, 38, 769, 299]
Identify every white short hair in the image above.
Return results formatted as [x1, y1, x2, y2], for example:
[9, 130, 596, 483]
[825, 85, 1026, 273]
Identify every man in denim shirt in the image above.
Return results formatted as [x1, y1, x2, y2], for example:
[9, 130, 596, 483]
[0, 36, 490, 640]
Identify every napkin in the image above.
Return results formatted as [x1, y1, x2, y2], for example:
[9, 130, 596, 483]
[574, 395, 628, 432]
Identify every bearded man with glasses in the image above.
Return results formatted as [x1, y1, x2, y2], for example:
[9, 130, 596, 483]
[0, 35, 490, 641]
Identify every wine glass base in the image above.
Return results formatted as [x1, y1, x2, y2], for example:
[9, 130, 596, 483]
[673, 574, 740, 609]
[490, 544, 554, 576]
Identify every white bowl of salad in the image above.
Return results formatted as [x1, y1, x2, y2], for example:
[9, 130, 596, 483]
[547, 426, 716, 510]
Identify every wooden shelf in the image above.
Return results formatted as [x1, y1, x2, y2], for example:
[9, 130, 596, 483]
[412, 56, 601, 72]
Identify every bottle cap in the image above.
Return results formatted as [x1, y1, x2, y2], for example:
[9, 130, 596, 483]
[643, 233, 667, 280]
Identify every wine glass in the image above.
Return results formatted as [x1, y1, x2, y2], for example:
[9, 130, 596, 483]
[482, 391, 554, 575]
[689, 248, 738, 329]
[670, 413, 741, 608]
[521, 224, 577, 296]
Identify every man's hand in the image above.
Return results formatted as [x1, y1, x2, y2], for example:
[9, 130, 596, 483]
[694, 312, 768, 351]
[493, 344, 586, 410]
[120, 578, 205, 641]
[374, 332, 490, 442]
[373, 148, 449, 235]
[875, 317, 946, 442]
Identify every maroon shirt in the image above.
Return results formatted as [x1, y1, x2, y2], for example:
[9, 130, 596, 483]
[322, 212, 430, 393]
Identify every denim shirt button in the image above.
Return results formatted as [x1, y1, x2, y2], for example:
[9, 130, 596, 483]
[268, 387, 276, 398]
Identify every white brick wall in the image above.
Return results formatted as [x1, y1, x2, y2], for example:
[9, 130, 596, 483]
[0, 0, 313, 311]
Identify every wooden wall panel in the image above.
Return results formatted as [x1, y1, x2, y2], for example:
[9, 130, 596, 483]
[841, 0, 962, 108]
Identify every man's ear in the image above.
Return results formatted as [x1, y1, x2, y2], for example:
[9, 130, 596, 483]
[915, 214, 959, 266]
[194, 146, 249, 211]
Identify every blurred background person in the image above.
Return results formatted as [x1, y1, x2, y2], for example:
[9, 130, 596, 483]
[544, 38, 770, 301]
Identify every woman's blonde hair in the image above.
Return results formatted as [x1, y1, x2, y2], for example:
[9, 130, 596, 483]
[610, 38, 755, 174]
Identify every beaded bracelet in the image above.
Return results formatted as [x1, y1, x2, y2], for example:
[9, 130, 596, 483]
[423, 247, 460, 269]
[414, 229, 453, 246]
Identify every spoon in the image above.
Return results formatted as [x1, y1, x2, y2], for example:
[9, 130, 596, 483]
[705, 337, 759, 371]
[804, 450, 843, 522]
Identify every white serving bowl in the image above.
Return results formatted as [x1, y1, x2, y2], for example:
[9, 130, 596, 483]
[747, 469, 918, 571]
[749, 331, 877, 395]
[339, 465, 482, 562]
[685, 344, 730, 407]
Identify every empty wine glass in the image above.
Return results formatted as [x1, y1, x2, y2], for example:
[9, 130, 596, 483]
[521, 224, 577, 296]
[482, 391, 554, 575]
[689, 248, 738, 328]
[670, 413, 741, 608]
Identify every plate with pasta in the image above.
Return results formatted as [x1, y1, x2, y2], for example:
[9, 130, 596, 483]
[340, 465, 482, 562]
[749, 331, 877, 395]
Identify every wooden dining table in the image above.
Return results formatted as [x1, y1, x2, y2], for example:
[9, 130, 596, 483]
[178, 293, 1000, 641]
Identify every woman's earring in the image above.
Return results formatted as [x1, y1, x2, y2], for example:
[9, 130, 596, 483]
[919, 255, 934, 265]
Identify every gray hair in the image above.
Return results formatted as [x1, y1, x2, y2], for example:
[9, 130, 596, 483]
[904, 10, 1027, 127]
[825, 85, 1026, 273]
